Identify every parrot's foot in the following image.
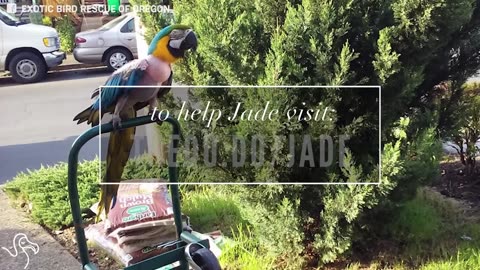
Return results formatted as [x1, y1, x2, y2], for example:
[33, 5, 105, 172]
[111, 115, 122, 129]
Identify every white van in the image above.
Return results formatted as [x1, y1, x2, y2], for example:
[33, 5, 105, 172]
[0, 7, 65, 83]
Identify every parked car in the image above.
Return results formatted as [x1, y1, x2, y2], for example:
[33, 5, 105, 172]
[73, 13, 137, 71]
[0, 7, 65, 83]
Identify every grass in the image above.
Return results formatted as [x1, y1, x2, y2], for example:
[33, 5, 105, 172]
[181, 187, 249, 236]
[181, 186, 281, 269]
[419, 249, 480, 270]
[219, 226, 276, 270]
[344, 187, 480, 270]
[393, 187, 477, 262]
[389, 195, 442, 242]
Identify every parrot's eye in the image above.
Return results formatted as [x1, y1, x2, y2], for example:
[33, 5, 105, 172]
[167, 28, 197, 54]
[169, 29, 191, 49]
[169, 29, 188, 40]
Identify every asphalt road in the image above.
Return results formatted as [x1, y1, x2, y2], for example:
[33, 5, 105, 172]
[0, 68, 111, 184]
[0, 68, 190, 184]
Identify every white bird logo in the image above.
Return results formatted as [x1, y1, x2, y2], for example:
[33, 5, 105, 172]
[1, 233, 40, 269]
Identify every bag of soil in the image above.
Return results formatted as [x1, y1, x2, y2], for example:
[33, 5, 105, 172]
[85, 222, 177, 266]
[105, 180, 174, 233]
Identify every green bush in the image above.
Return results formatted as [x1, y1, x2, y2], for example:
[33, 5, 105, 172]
[42, 16, 52, 27]
[122, 155, 170, 180]
[389, 125, 443, 202]
[3, 160, 100, 230]
[2, 156, 168, 230]
[167, 0, 479, 265]
[221, 188, 304, 269]
[55, 16, 76, 53]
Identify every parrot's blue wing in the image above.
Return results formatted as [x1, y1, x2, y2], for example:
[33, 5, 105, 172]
[92, 60, 146, 110]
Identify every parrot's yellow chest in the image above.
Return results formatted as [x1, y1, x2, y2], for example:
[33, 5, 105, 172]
[152, 36, 178, 63]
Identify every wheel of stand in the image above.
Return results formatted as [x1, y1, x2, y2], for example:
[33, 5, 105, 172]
[185, 243, 222, 270]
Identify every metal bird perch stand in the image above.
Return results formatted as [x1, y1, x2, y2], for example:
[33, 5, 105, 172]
[67, 114, 209, 270]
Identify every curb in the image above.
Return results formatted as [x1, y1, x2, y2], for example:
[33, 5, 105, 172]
[0, 63, 105, 83]
[50, 63, 104, 71]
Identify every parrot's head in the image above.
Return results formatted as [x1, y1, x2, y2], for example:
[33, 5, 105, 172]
[148, 24, 198, 64]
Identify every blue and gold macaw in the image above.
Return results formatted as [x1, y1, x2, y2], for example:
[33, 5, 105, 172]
[73, 24, 197, 219]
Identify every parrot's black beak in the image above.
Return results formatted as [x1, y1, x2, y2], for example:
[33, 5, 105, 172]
[180, 31, 198, 52]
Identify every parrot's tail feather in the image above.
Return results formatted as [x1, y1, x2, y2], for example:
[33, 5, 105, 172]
[73, 106, 94, 125]
[98, 109, 136, 220]
[95, 185, 117, 222]
[88, 110, 101, 126]
[91, 87, 100, 99]
[74, 104, 115, 126]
